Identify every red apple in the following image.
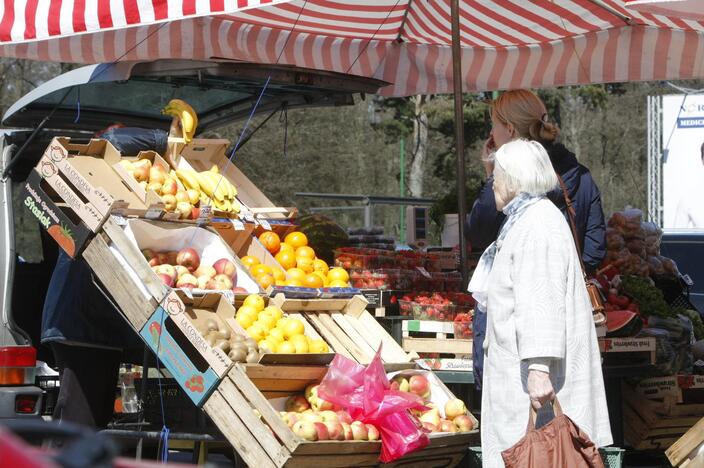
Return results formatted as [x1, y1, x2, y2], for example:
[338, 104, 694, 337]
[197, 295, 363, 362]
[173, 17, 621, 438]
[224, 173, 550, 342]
[439, 419, 457, 433]
[324, 421, 345, 441]
[350, 421, 368, 441]
[390, 376, 410, 393]
[285, 395, 310, 413]
[444, 398, 467, 420]
[133, 164, 149, 182]
[453, 414, 475, 432]
[421, 422, 437, 433]
[142, 249, 157, 262]
[197, 275, 211, 289]
[207, 274, 233, 291]
[194, 265, 216, 279]
[301, 412, 323, 424]
[161, 178, 178, 196]
[166, 251, 179, 265]
[335, 410, 352, 425]
[190, 206, 200, 220]
[312, 398, 334, 412]
[161, 194, 177, 211]
[176, 274, 198, 289]
[174, 265, 190, 279]
[149, 166, 167, 185]
[175, 191, 190, 204]
[176, 248, 200, 272]
[155, 253, 170, 265]
[155, 264, 177, 282]
[157, 273, 174, 287]
[304, 384, 318, 403]
[213, 258, 237, 279]
[292, 421, 317, 441]
[341, 422, 353, 440]
[232, 286, 248, 294]
[313, 422, 330, 441]
[409, 375, 431, 399]
[366, 424, 380, 441]
[419, 408, 440, 428]
[319, 410, 338, 423]
[176, 201, 193, 220]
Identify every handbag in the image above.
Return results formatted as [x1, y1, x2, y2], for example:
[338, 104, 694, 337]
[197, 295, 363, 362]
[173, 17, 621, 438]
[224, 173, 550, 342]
[556, 175, 607, 327]
[501, 400, 605, 468]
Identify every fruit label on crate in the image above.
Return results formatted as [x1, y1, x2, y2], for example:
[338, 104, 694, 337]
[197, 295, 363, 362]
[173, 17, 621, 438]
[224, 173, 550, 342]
[110, 215, 128, 226]
[416, 266, 432, 279]
[145, 206, 163, 220]
[231, 219, 245, 231]
[634, 376, 680, 400]
[258, 219, 272, 231]
[38, 162, 103, 232]
[599, 338, 655, 353]
[243, 212, 255, 223]
[197, 205, 212, 225]
[677, 375, 704, 389]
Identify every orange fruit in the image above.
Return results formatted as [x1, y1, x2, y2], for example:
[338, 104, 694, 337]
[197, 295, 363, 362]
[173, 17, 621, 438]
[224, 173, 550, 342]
[279, 242, 294, 253]
[284, 279, 303, 287]
[275, 280, 287, 286]
[284, 232, 308, 249]
[271, 268, 286, 281]
[327, 267, 350, 283]
[250, 264, 273, 278]
[329, 279, 349, 288]
[295, 246, 316, 260]
[296, 257, 315, 274]
[286, 268, 306, 282]
[275, 250, 297, 270]
[259, 231, 281, 254]
[313, 271, 330, 286]
[313, 259, 329, 274]
[256, 273, 274, 289]
[241, 256, 260, 269]
[303, 273, 324, 288]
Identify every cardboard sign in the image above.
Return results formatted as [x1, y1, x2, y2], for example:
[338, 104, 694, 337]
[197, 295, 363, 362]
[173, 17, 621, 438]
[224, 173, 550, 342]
[22, 170, 92, 258]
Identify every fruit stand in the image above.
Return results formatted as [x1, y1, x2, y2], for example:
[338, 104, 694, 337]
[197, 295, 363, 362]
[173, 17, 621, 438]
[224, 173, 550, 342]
[26, 116, 480, 467]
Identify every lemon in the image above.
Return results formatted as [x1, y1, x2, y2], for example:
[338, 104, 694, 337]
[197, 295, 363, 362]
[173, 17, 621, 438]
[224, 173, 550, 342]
[247, 324, 266, 342]
[277, 341, 296, 354]
[257, 314, 277, 331]
[286, 268, 306, 282]
[284, 319, 305, 339]
[290, 334, 308, 345]
[296, 257, 315, 274]
[284, 279, 303, 287]
[293, 340, 309, 354]
[276, 317, 290, 330]
[237, 305, 259, 319]
[328, 279, 349, 288]
[309, 339, 330, 353]
[258, 339, 277, 354]
[262, 306, 284, 321]
[327, 267, 349, 283]
[268, 328, 285, 343]
[243, 294, 265, 312]
[313, 259, 329, 274]
[271, 268, 286, 281]
[236, 314, 254, 329]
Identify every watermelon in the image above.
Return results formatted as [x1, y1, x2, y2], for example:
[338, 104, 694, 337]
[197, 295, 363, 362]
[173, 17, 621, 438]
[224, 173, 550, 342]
[296, 214, 349, 265]
[606, 310, 643, 338]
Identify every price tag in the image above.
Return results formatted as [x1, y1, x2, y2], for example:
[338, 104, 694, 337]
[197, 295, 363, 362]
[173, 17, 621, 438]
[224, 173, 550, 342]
[416, 266, 432, 279]
[145, 206, 163, 219]
[259, 219, 272, 231]
[231, 219, 245, 231]
[197, 205, 213, 225]
[110, 215, 128, 226]
[242, 211, 255, 223]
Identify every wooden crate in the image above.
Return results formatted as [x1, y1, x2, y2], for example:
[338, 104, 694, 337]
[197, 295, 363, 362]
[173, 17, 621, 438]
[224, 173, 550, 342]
[268, 294, 418, 369]
[178, 139, 297, 221]
[402, 320, 471, 357]
[667, 417, 704, 467]
[203, 363, 479, 468]
[598, 337, 656, 366]
[623, 383, 704, 450]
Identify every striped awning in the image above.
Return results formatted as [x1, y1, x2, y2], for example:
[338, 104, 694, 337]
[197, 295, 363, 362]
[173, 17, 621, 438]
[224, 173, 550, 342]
[625, 0, 704, 20]
[1, 1, 704, 96]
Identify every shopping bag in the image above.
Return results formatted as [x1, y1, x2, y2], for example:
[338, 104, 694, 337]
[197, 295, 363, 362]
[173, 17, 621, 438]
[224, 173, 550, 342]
[318, 347, 429, 462]
[501, 399, 604, 468]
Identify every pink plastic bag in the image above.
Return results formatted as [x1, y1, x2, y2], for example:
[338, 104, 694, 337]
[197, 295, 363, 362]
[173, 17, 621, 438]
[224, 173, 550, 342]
[318, 347, 429, 462]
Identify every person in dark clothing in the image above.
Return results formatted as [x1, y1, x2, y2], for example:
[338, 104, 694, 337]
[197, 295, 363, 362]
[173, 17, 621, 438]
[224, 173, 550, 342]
[467, 89, 606, 389]
[42, 127, 168, 428]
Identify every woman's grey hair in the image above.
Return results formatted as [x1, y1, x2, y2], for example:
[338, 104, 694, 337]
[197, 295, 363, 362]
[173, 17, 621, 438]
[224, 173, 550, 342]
[493, 139, 558, 196]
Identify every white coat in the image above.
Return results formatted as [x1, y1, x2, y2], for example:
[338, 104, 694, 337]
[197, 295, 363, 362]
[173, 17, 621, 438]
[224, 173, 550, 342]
[480, 199, 612, 468]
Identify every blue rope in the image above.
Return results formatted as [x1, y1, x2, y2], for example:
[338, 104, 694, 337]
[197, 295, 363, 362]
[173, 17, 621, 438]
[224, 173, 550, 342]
[155, 301, 170, 463]
[73, 88, 80, 123]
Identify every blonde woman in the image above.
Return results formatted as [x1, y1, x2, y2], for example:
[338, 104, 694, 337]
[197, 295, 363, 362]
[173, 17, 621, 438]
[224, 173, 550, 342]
[467, 89, 606, 389]
[469, 139, 612, 467]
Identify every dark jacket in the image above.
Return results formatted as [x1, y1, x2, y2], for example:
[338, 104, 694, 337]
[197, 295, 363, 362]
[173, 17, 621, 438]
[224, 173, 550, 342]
[466, 142, 606, 273]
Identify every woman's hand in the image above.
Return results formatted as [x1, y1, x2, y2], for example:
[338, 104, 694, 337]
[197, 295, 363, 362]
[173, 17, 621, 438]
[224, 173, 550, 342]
[527, 369, 555, 410]
[481, 136, 496, 178]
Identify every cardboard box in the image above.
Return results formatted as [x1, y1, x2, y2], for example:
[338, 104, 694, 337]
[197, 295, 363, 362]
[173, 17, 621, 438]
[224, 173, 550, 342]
[116, 218, 262, 298]
[140, 291, 239, 406]
[110, 150, 170, 207]
[24, 137, 161, 257]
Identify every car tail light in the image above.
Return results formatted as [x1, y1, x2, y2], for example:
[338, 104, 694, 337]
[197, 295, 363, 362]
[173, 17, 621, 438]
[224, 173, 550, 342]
[15, 395, 38, 414]
[0, 347, 37, 385]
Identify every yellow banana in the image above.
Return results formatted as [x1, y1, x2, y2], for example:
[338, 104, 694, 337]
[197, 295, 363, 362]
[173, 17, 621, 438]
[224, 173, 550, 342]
[230, 199, 241, 213]
[200, 193, 213, 206]
[161, 99, 198, 143]
[202, 171, 226, 202]
[210, 164, 219, 174]
[195, 172, 217, 199]
[175, 169, 200, 191]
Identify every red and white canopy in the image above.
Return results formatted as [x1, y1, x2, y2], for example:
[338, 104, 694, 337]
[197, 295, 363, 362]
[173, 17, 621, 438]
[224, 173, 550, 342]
[1, 1, 703, 96]
[625, 0, 704, 20]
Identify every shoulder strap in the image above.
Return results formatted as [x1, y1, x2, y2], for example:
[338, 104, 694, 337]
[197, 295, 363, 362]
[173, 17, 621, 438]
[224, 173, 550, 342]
[556, 173, 588, 279]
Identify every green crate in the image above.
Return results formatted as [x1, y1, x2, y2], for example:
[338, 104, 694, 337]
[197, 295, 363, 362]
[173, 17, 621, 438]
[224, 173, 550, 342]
[467, 446, 624, 468]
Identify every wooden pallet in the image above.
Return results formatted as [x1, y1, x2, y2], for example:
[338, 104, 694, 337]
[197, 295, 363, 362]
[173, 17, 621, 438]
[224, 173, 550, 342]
[623, 383, 704, 451]
[667, 417, 704, 467]
[203, 363, 479, 468]
[268, 294, 418, 369]
[402, 320, 471, 357]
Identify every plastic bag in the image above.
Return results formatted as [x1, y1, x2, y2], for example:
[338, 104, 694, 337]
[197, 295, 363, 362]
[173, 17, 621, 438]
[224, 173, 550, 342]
[318, 348, 429, 462]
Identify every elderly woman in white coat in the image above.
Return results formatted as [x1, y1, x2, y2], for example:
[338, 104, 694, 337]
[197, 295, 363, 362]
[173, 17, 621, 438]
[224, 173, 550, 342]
[469, 139, 612, 467]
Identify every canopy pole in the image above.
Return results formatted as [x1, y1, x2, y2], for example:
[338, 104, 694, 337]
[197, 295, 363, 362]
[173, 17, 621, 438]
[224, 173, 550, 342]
[451, 0, 468, 287]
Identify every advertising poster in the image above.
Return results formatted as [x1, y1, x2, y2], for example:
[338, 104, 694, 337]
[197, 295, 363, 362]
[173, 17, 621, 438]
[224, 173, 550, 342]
[663, 94, 704, 229]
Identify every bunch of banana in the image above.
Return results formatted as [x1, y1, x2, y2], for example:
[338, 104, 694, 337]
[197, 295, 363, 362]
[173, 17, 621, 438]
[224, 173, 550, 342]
[174, 166, 241, 215]
[162, 99, 198, 143]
